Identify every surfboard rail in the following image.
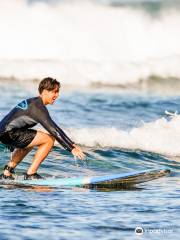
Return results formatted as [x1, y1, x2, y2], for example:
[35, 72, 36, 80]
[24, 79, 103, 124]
[13, 168, 170, 189]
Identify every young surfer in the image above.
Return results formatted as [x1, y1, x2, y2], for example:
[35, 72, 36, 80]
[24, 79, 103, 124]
[0, 77, 85, 180]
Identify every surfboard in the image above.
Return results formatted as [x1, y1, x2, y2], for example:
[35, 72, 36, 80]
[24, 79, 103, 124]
[13, 168, 170, 189]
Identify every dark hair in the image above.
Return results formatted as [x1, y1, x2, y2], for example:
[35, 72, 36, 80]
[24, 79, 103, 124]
[38, 77, 60, 94]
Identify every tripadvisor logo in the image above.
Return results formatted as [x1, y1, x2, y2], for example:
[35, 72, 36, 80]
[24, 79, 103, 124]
[135, 226, 144, 235]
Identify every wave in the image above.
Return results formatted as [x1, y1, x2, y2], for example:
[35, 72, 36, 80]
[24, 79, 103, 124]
[0, 0, 180, 86]
[65, 115, 180, 156]
[0, 57, 180, 87]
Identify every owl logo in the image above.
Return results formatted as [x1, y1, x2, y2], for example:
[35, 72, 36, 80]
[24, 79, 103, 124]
[135, 226, 144, 235]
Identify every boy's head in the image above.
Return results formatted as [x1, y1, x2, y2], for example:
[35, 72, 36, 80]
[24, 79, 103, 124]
[39, 77, 60, 105]
[38, 77, 60, 94]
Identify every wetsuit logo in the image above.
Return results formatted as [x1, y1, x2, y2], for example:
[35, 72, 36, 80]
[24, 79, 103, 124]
[16, 100, 28, 110]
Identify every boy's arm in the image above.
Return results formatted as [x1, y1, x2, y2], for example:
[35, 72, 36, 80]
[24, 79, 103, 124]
[31, 105, 75, 152]
[51, 119, 75, 146]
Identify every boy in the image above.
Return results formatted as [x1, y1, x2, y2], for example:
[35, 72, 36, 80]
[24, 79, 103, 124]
[0, 77, 85, 180]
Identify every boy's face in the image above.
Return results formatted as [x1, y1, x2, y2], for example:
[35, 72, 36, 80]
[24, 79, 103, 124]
[42, 86, 59, 105]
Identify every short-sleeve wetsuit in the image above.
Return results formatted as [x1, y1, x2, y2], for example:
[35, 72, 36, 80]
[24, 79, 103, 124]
[0, 97, 74, 152]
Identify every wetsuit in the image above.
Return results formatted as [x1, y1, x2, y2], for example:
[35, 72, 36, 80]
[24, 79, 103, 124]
[0, 97, 74, 152]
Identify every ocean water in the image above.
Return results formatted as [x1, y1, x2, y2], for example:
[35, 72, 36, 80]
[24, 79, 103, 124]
[0, 0, 180, 239]
[0, 81, 179, 240]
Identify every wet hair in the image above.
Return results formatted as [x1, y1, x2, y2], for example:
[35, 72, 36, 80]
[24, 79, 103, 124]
[38, 77, 60, 94]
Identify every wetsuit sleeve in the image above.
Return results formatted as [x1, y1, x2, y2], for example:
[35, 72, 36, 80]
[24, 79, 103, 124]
[31, 105, 75, 152]
[51, 120, 75, 146]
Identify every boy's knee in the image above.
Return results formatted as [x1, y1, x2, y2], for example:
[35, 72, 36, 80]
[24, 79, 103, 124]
[48, 135, 55, 145]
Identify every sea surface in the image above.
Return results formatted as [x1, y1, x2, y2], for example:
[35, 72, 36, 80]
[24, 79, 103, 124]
[0, 0, 180, 239]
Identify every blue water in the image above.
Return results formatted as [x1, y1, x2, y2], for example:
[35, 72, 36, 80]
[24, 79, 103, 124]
[0, 81, 179, 239]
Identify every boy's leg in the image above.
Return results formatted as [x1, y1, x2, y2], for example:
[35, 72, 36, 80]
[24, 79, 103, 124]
[4, 148, 33, 177]
[3, 131, 55, 177]
[24, 131, 55, 175]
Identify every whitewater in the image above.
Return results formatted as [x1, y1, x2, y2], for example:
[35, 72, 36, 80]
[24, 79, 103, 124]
[0, 0, 180, 86]
[67, 115, 180, 156]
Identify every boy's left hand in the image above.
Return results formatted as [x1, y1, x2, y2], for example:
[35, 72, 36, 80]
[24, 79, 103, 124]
[72, 144, 86, 160]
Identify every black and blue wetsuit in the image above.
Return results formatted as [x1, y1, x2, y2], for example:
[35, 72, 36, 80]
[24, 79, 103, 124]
[0, 97, 74, 152]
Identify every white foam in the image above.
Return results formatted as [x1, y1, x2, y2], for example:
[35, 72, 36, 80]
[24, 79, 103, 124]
[66, 115, 180, 156]
[0, 1, 180, 85]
